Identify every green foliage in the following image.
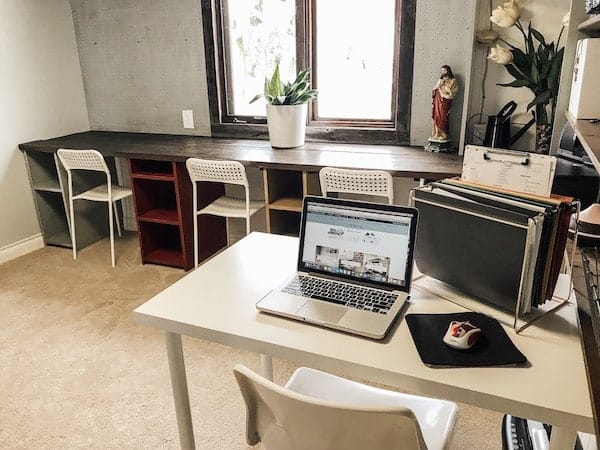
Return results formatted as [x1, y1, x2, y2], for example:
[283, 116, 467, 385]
[497, 20, 565, 125]
[250, 64, 318, 105]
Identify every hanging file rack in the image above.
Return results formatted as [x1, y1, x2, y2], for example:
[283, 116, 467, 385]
[408, 184, 579, 334]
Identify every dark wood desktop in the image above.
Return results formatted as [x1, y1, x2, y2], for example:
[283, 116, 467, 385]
[19, 131, 463, 270]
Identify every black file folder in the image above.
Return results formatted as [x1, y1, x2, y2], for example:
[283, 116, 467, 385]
[437, 179, 574, 303]
[412, 186, 543, 313]
[430, 180, 559, 307]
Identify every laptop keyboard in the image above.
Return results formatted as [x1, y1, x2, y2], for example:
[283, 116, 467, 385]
[282, 275, 397, 314]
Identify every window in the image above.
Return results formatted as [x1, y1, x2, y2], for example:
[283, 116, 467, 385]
[202, 0, 416, 144]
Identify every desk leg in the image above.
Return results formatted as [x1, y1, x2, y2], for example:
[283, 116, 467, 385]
[549, 426, 576, 450]
[261, 354, 273, 380]
[165, 332, 195, 450]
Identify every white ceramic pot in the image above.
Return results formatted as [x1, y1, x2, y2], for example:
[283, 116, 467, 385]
[266, 103, 307, 148]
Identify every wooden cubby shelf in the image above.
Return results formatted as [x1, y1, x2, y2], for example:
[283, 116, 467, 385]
[262, 169, 320, 235]
[137, 208, 180, 225]
[269, 197, 303, 212]
[130, 160, 194, 270]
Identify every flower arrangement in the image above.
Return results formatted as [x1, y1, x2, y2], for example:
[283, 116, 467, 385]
[485, 1, 566, 153]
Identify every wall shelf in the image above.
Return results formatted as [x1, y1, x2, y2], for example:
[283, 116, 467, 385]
[578, 14, 600, 33]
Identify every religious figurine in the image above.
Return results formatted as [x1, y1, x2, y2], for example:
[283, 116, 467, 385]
[425, 65, 459, 153]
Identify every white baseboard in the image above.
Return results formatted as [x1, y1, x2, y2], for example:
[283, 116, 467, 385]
[0, 234, 44, 264]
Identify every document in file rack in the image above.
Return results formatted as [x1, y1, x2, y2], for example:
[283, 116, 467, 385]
[461, 145, 556, 197]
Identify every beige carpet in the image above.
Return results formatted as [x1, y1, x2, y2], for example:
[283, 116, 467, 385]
[0, 233, 502, 449]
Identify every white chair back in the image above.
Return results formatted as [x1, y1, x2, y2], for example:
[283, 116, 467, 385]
[234, 364, 427, 450]
[319, 167, 394, 204]
[57, 149, 110, 174]
[186, 158, 249, 187]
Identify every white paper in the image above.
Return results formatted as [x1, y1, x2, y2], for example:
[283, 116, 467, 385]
[461, 145, 557, 197]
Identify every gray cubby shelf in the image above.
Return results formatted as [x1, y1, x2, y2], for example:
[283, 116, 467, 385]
[23, 150, 115, 250]
[32, 180, 62, 192]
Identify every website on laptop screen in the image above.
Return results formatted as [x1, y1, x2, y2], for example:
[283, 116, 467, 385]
[300, 201, 414, 288]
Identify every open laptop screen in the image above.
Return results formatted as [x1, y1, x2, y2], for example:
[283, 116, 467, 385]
[298, 197, 418, 291]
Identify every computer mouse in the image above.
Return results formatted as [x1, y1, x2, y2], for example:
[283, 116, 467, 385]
[443, 320, 481, 350]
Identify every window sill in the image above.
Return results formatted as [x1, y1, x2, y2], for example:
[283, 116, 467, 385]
[210, 123, 409, 145]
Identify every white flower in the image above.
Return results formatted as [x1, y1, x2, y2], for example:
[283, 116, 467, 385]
[476, 29, 500, 45]
[488, 45, 514, 65]
[562, 12, 570, 27]
[490, 1, 520, 28]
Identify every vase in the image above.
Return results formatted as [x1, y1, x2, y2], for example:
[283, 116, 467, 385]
[534, 122, 552, 154]
[266, 104, 307, 148]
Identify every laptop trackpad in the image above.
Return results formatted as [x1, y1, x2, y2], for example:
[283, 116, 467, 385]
[299, 300, 347, 324]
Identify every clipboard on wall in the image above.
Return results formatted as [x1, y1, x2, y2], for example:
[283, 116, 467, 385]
[461, 146, 557, 197]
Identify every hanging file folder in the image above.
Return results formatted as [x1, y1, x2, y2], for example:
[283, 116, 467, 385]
[411, 185, 544, 314]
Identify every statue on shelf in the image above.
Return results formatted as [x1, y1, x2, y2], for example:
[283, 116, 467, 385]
[425, 65, 459, 153]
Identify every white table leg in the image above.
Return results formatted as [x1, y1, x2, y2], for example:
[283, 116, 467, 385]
[165, 332, 195, 450]
[261, 354, 273, 381]
[549, 426, 577, 450]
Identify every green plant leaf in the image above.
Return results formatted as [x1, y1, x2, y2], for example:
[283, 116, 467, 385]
[269, 64, 283, 97]
[504, 64, 529, 85]
[531, 57, 539, 85]
[527, 23, 535, 55]
[548, 47, 564, 97]
[530, 26, 546, 46]
[526, 90, 552, 111]
[293, 68, 310, 85]
[249, 93, 264, 104]
[498, 79, 530, 88]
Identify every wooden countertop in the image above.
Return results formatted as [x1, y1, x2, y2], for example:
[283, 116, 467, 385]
[565, 110, 600, 438]
[18, 131, 463, 178]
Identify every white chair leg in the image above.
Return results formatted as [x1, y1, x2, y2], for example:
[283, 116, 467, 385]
[193, 184, 199, 268]
[245, 215, 251, 236]
[113, 201, 122, 237]
[226, 218, 231, 247]
[70, 198, 77, 260]
[260, 354, 273, 381]
[108, 201, 115, 267]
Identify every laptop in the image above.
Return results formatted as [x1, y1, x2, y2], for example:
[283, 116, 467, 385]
[256, 196, 418, 339]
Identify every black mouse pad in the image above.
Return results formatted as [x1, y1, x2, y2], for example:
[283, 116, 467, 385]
[405, 312, 527, 367]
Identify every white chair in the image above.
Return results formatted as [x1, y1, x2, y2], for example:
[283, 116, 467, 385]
[234, 364, 458, 450]
[57, 149, 132, 267]
[185, 158, 264, 268]
[319, 167, 394, 205]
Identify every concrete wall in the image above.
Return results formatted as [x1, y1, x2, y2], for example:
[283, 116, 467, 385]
[410, 0, 478, 148]
[71, 0, 476, 146]
[70, 0, 211, 135]
[0, 0, 89, 250]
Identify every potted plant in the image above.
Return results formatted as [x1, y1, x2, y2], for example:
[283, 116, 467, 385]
[250, 65, 318, 148]
[486, 1, 567, 154]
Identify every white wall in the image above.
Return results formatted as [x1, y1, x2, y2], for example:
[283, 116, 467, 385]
[0, 0, 89, 249]
[468, 0, 571, 151]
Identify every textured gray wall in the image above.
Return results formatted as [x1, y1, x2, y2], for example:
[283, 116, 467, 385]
[410, 0, 476, 147]
[70, 0, 211, 135]
[71, 0, 474, 142]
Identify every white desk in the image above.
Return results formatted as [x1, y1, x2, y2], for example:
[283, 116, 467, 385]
[133, 232, 594, 450]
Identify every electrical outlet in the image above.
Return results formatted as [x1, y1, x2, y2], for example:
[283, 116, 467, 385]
[182, 110, 194, 129]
